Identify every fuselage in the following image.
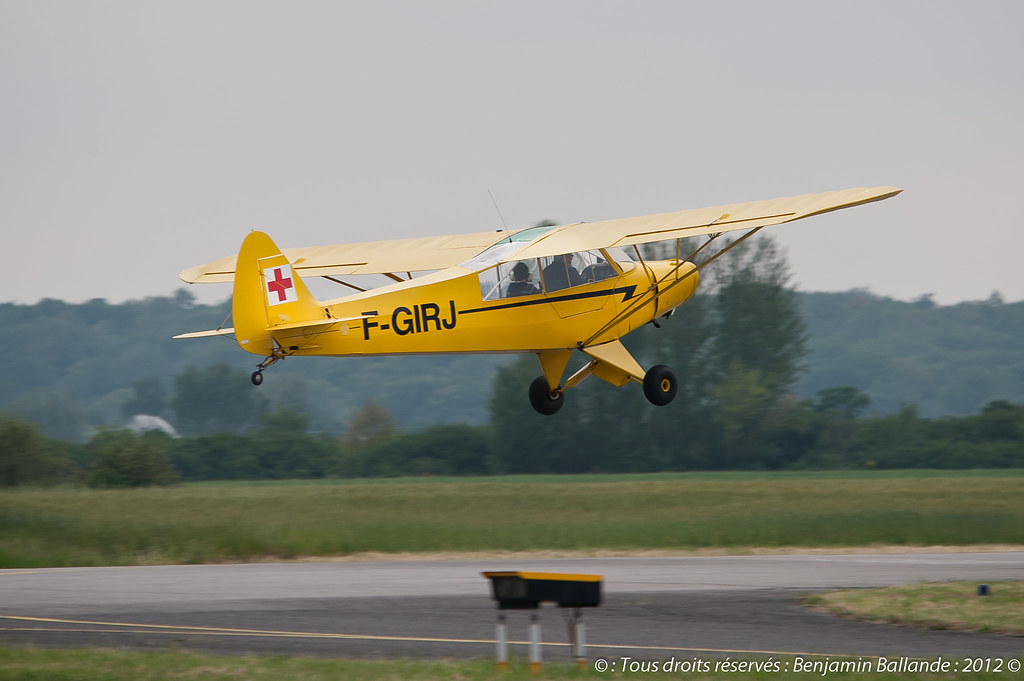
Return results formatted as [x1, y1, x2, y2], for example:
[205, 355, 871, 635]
[260, 256, 698, 358]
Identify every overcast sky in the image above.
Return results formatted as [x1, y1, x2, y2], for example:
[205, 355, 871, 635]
[3, 1, 1022, 306]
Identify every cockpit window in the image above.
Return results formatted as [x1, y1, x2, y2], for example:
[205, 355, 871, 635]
[540, 250, 623, 293]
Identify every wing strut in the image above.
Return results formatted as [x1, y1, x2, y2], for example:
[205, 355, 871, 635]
[580, 225, 766, 347]
[323, 275, 367, 293]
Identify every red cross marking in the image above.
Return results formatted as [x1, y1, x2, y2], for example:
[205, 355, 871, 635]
[267, 267, 294, 302]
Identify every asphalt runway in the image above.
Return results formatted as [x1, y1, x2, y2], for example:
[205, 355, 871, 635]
[2, 553, 1024, 661]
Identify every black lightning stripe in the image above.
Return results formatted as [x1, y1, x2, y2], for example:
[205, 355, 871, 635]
[460, 285, 638, 315]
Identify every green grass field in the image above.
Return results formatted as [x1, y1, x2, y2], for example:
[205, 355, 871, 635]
[0, 648, 550, 681]
[0, 647, 1018, 681]
[2, 470, 1023, 567]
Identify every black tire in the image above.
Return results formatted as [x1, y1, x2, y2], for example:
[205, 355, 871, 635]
[643, 365, 677, 406]
[528, 376, 564, 415]
[251, 371, 264, 386]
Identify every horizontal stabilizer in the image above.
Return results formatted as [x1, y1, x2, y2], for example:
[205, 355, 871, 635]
[173, 328, 235, 339]
[268, 317, 360, 332]
[174, 317, 361, 339]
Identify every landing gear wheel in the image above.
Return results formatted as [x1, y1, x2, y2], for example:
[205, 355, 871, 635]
[529, 376, 564, 415]
[250, 371, 264, 386]
[643, 365, 677, 406]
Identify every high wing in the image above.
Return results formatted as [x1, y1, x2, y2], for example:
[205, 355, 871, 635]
[179, 187, 900, 284]
[180, 230, 504, 284]
[510, 186, 901, 260]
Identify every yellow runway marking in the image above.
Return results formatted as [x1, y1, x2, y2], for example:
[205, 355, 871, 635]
[0, 571, 45, 577]
[1, 614, 893, 660]
[1, 615, 492, 645]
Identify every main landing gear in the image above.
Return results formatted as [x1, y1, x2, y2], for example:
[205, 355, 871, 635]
[529, 376, 564, 415]
[528, 364, 678, 415]
[642, 364, 678, 406]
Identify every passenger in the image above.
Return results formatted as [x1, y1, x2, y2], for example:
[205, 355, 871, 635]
[505, 261, 540, 297]
[542, 253, 584, 292]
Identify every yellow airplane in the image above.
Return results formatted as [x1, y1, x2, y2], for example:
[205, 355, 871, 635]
[176, 187, 901, 415]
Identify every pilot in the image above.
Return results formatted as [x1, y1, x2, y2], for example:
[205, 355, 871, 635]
[542, 253, 584, 292]
[505, 262, 539, 297]
[582, 257, 614, 283]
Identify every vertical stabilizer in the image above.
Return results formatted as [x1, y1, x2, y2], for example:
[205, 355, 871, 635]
[232, 231, 323, 355]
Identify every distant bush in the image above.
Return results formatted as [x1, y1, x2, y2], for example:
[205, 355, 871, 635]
[169, 433, 261, 481]
[340, 423, 496, 477]
[85, 430, 181, 488]
[0, 413, 74, 486]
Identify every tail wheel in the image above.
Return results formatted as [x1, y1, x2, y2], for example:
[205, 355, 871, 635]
[529, 376, 564, 415]
[643, 365, 677, 406]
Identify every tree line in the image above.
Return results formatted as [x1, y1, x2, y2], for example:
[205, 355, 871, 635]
[4, 393, 1023, 488]
[3, 235, 1022, 486]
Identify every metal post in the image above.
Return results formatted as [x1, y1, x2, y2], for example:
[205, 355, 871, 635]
[495, 613, 509, 670]
[528, 613, 542, 675]
[571, 607, 587, 669]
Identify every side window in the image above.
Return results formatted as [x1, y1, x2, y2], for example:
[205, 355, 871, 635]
[478, 260, 542, 301]
[503, 260, 541, 297]
[540, 250, 618, 293]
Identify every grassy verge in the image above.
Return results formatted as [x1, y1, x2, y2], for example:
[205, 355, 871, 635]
[0, 647, 555, 681]
[0, 647, 1017, 681]
[2, 471, 1024, 567]
[806, 580, 1024, 636]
